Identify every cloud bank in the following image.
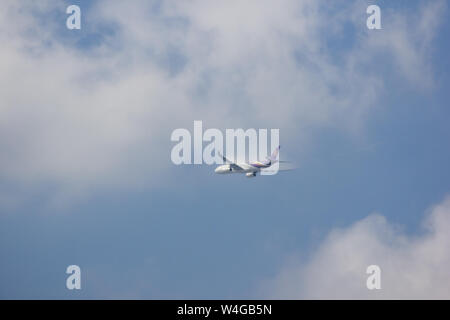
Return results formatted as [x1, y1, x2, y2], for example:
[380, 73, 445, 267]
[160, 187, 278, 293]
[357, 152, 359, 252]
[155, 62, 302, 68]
[0, 0, 445, 207]
[267, 196, 450, 299]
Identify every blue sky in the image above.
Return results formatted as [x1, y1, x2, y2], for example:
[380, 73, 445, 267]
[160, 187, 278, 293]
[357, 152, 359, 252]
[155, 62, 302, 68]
[1, 0, 450, 299]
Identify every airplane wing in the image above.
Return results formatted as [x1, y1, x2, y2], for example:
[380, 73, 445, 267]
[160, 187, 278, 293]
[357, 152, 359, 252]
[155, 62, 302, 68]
[218, 152, 244, 170]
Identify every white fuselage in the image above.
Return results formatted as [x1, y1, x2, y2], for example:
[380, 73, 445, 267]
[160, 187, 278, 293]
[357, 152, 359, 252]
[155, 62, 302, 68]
[215, 146, 280, 177]
[214, 161, 273, 177]
[214, 163, 257, 174]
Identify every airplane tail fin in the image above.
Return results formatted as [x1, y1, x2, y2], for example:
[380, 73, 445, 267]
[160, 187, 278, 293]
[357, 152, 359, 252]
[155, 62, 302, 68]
[266, 145, 280, 163]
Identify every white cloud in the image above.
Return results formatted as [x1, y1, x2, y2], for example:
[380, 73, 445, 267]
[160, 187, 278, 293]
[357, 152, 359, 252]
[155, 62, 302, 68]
[361, 0, 447, 88]
[266, 196, 450, 299]
[0, 0, 445, 207]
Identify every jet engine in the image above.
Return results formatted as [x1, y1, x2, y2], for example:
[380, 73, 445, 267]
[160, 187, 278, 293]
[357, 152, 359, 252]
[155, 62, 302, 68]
[246, 172, 257, 178]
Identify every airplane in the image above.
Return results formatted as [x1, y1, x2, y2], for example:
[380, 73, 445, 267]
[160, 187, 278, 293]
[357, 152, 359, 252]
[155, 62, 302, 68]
[214, 146, 285, 178]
